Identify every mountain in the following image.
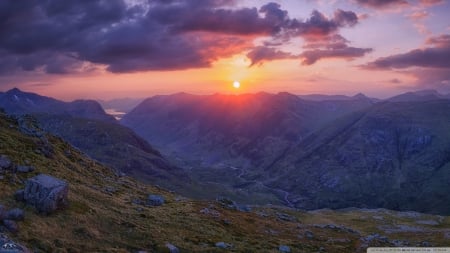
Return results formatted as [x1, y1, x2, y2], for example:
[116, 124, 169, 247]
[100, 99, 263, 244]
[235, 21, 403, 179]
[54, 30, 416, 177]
[0, 110, 449, 252]
[0, 88, 183, 189]
[387, 89, 449, 102]
[121, 92, 374, 202]
[299, 93, 379, 102]
[0, 88, 114, 122]
[270, 99, 450, 214]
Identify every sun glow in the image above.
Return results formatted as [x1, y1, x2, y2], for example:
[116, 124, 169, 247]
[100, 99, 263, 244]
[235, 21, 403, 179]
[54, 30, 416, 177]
[233, 81, 240, 89]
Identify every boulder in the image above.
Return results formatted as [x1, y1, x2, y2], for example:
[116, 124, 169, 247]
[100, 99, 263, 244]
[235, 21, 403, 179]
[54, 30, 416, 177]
[165, 243, 179, 253]
[0, 156, 12, 170]
[5, 209, 24, 221]
[215, 242, 232, 249]
[23, 174, 68, 214]
[0, 233, 31, 253]
[147, 195, 165, 206]
[279, 245, 291, 253]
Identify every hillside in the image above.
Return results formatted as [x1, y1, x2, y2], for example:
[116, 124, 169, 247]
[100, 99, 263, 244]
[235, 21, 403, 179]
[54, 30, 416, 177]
[270, 100, 450, 214]
[0, 88, 183, 190]
[1, 109, 450, 252]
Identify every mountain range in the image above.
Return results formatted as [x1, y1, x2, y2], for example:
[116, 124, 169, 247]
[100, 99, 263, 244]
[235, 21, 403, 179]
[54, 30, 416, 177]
[1, 88, 449, 215]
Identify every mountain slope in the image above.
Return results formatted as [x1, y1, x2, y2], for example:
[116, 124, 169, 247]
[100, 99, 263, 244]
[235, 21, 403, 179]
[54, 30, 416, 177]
[270, 100, 450, 214]
[0, 88, 183, 189]
[0, 110, 449, 252]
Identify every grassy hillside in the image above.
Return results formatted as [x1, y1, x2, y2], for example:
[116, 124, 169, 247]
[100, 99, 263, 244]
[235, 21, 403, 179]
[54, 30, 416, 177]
[1, 111, 449, 252]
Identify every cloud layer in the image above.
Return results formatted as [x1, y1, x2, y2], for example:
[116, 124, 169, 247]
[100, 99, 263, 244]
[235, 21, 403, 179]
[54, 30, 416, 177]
[0, 0, 369, 74]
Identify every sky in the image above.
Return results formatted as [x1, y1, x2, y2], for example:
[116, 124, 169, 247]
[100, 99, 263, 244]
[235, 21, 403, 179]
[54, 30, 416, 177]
[0, 0, 449, 100]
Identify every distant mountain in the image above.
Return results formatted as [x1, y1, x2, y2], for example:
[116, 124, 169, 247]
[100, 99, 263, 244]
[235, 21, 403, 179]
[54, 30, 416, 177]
[299, 93, 379, 102]
[270, 100, 450, 214]
[121, 92, 374, 202]
[0, 88, 184, 188]
[387, 89, 449, 102]
[0, 88, 115, 122]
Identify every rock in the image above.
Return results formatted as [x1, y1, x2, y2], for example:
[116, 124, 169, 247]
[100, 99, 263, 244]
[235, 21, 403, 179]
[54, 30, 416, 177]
[0, 233, 31, 253]
[276, 212, 297, 222]
[16, 166, 34, 173]
[278, 245, 291, 252]
[216, 196, 237, 210]
[2, 220, 18, 233]
[304, 230, 314, 239]
[0, 156, 12, 170]
[200, 208, 220, 217]
[5, 209, 24, 221]
[165, 243, 179, 253]
[23, 174, 68, 214]
[215, 242, 232, 249]
[147, 195, 165, 206]
[13, 190, 24, 202]
[104, 186, 117, 194]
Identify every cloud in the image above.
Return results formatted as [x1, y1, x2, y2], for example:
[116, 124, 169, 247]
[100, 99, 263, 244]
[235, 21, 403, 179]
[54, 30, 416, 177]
[300, 34, 372, 65]
[363, 34, 450, 91]
[354, 0, 408, 9]
[0, 0, 363, 75]
[247, 47, 296, 66]
[364, 35, 450, 69]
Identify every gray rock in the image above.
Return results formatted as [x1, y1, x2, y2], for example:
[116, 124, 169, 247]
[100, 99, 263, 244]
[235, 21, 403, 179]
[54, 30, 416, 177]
[23, 174, 68, 214]
[304, 230, 314, 239]
[2, 220, 18, 233]
[0, 156, 12, 170]
[278, 245, 291, 252]
[147, 195, 165, 206]
[215, 242, 232, 249]
[165, 243, 179, 253]
[0, 233, 31, 253]
[16, 166, 34, 174]
[5, 209, 24, 221]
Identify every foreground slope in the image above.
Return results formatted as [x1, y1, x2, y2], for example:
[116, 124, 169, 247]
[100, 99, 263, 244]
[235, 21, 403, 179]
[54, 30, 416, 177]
[1, 110, 449, 252]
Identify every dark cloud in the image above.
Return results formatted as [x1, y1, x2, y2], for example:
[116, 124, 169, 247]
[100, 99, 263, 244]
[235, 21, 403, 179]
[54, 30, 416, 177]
[247, 47, 296, 66]
[301, 47, 372, 65]
[364, 34, 450, 91]
[364, 34, 450, 69]
[0, 0, 363, 74]
[354, 0, 408, 9]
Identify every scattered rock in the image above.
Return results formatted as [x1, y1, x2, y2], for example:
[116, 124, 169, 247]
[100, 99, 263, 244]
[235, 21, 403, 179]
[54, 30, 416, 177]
[22, 174, 69, 214]
[216, 196, 237, 210]
[147, 195, 165, 206]
[165, 243, 179, 253]
[215, 242, 232, 249]
[200, 208, 220, 218]
[2, 220, 18, 233]
[278, 245, 291, 252]
[16, 166, 34, 174]
[276, 212, 297, 222]
[304, 230, 314, 239]
[5, 209, 24, 221]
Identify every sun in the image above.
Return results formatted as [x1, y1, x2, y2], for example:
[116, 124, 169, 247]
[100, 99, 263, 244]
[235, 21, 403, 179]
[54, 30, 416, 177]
[233, 81, 240, 89]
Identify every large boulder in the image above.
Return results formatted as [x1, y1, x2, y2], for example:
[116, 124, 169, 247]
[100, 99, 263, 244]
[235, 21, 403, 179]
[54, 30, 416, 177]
[23, 174, 68, 214]
[0, 155, 12, 170]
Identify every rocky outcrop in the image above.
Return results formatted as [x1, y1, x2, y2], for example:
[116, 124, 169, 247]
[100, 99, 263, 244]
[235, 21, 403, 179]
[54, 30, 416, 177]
[17, 174, 68, 214]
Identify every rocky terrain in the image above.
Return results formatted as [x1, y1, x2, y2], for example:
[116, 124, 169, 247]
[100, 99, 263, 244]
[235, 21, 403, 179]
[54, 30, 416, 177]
[1, 108, 450, 252]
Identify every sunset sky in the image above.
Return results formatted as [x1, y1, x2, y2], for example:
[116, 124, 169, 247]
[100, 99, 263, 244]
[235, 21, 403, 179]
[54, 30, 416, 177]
[0, 0, 449, 100]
